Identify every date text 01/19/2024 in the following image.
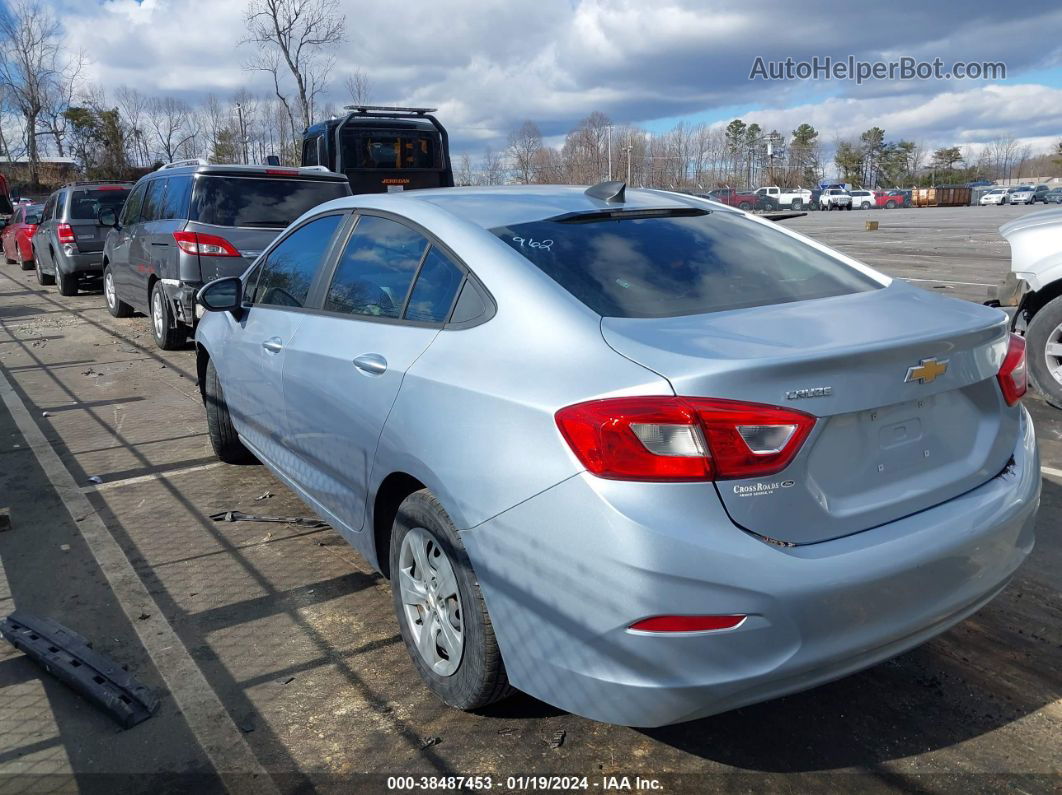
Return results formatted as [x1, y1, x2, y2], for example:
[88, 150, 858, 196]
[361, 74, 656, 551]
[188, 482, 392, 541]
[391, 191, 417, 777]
[386, 775, 664, 790]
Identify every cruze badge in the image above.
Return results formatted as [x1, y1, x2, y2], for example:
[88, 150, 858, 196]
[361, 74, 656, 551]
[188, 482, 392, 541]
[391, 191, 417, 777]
[905, 358, 948, 384]
[786, 386, 832, 400]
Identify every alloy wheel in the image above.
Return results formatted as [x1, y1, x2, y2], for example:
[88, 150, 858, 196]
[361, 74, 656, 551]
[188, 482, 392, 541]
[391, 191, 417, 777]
[105, 272, 116, 310]
[398, 526, 464, 676]
[152, 290, 165, 339]
[1044, 322, 1062, 387]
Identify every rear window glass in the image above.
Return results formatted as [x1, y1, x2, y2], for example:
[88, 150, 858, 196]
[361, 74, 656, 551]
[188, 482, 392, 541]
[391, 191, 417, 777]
[490, 210, 881, 318]
[68, 188, 131, 220]
[341, 131, 439, 170]
[190, 176, 349, 228]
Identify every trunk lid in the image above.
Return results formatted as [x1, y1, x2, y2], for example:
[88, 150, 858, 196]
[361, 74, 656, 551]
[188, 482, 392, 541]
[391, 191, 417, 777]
[601, 283, 1019, 544]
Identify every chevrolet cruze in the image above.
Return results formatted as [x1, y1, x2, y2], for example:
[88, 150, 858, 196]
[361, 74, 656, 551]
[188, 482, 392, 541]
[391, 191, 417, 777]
[194, 183, 1039, 727]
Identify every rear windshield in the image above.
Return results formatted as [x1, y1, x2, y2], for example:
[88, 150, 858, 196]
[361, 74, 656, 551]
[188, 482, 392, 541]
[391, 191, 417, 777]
[190, 176, 349, 228]
[68, 188, 131, 220]
[490, 210, 881, 318]
[341, 131, 439, 170]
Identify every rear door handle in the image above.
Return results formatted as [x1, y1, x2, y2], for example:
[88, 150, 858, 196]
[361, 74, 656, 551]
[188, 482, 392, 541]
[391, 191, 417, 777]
[353, 353, 387, 376]
[262, 337, 283, 354]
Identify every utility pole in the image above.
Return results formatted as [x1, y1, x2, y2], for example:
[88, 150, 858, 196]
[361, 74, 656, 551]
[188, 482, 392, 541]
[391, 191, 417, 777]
[607, 125, 613, 181]
[626, 135, 632, 185]
[236, 102, 248, 162]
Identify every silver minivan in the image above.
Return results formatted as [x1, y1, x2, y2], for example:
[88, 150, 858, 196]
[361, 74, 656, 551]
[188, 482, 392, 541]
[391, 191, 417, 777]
[100, 161, 350, 349]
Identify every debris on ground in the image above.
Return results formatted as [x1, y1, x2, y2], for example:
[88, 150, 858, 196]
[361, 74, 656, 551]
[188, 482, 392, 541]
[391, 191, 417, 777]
[254, 491, 274, 501]
[497, 727, 516, 736]
[420, 736, 441, 749]
[239, 714, 256, 733]
[547, 730, 566, 749]
[88, 475, 103, 484]
[59, 544, 70, 552]
[137, 612, 151, 621]
[0, 612, 159, 729]
[41, 411, 50, 417]
[208, 511, 329, 528]
[280, 676, 295, 685]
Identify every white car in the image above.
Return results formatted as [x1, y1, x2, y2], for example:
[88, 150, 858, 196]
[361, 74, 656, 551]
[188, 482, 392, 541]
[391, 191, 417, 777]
[1008, 186, 1035, 205]
[981, 188, 1008, 206]
[819, 188, 852, 211]
[754, 185, 813, 210]
[993, 207, 1062, 406]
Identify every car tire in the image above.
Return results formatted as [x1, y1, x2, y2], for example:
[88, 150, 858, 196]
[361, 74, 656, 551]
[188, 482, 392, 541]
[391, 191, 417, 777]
[861, 201, 871, 209]
[34, 251, 54, 285]
[791, 199, 802, 210]
[738, 201, 751, 211]
[390, 489, 513, 712]
[846, 204, 852, 211]
[885, 200, 896, 209]
[1025, 296, 1062, 409]
[56, 263, 78, 296]
[203, 358, 256, 464]
[103, 266, 133, 318]
[150, 282, 187, 350]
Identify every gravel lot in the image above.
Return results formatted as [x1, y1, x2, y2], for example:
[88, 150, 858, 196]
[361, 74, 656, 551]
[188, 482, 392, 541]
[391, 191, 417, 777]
[0, 202, 1058, 793]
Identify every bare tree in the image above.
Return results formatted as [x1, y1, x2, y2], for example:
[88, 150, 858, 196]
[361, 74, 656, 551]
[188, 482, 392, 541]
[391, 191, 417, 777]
[244, 0, 345, 143]
[115, 86, 151, 167]
[344, 69, 372, 106]
[148, 97, 198, 162]
[507, 120, 542, 184]
[0, 0, 66, 184]
[455, 153, 475, 185]
[481, 146, 505, 185]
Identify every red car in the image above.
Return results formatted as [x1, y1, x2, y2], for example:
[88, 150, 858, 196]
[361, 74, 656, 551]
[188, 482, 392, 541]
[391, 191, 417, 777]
[705, 187, 759, 210]
[2, 202, 43, 270]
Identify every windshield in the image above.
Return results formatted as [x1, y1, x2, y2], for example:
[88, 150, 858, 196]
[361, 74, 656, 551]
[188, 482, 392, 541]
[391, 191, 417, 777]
[68, 188, 131, 220]
[490, 210, 881, 318]
[341, 130, 439, 170]
[190, 176, 349, 227]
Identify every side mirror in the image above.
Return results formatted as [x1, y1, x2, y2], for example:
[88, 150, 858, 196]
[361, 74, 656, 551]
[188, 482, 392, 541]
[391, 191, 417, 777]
[98, 207, 119, 228]
[197, 277, 243, 315]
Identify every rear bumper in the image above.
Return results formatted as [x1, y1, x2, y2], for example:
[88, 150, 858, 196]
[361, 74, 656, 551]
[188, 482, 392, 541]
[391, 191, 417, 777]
[463, 406, 1039, 727]
[160, 281, 200, 327]
[58, 250, 104, 274]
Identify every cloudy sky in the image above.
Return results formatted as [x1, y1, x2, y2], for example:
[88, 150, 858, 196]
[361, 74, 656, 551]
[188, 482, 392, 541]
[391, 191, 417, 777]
[58, 0, 1062, 155]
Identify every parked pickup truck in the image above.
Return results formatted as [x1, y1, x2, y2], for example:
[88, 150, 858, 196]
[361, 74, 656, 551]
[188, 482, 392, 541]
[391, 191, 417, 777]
[705, 187, 759, 210]
[819, 188, 853, 211]
[754, 185, 813, 210]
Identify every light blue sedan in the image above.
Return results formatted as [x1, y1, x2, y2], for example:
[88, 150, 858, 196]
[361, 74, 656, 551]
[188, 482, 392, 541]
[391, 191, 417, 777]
[194, 182, 1039, 727]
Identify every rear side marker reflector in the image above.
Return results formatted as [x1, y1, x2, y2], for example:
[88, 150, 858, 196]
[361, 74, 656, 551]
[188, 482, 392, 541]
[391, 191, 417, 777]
[556, 396, 815, 481]
[997, 333, 1027, 406]
[629, 615, 747, 633]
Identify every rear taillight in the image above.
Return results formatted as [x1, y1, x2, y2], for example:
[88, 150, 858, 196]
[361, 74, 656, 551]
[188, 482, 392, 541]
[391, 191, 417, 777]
[629, 615, 747, 633]
[555, 396, 815, 482]
[997, 333, 1027, 406]
[57, 223, 75, 244]
[172, 231, 240, 257]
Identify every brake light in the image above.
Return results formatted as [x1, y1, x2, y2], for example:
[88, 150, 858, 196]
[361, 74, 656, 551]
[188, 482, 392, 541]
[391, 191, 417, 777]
[997, 333, 1027, 406]
[172, 231, 240, 257]
[555, 396, 815, 481]
[264, 168, 299, 176]
[629, 615, 747, 633]
[57, 223, 75, 244]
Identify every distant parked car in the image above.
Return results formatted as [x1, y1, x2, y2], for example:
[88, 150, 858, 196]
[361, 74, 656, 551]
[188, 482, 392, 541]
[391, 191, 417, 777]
[819, 188, 852, 210]
[875, 190, 908, 209]
[2, 202, 43, 269]
[100, 161, 351, 349]
[980, 188, 1008, 206]
[849, 190, 877, 210]
[705, 187, 758, 211]
[1008, 186, 1035, 205]
[1043, 188, 1062, 204]
[754, 186, 813, 210]
[33, 181, 134, 295]
[1030, 185, 1052, 204]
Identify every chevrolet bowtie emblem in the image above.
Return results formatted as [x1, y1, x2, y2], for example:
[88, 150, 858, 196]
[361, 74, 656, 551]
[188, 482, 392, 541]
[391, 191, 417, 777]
[905, 357, 948, 384]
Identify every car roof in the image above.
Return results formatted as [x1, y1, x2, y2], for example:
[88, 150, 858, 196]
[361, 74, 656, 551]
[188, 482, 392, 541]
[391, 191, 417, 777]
[142, 162, 348, 182]
[325, 184, 733, 230]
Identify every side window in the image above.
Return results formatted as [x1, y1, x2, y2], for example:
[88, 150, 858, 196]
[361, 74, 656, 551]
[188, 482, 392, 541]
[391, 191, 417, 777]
[302, 136, 319, 166]
[160, 175, 192, 220]
[140, 179, 165, 223]
[42, 195, 56, 221]
[120, 183, 146, 226]
[323, 215, 428, 318]
[252, 214, 344, 308]
[404, 247, 464, 323]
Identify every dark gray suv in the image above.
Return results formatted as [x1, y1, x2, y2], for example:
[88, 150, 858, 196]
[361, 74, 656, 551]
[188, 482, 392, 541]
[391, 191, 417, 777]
[33, 181, 134, 295]
[100, 160, 351, 349]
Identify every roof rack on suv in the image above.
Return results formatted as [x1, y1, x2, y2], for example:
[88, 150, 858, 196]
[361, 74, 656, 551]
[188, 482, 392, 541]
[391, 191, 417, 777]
[342, 105, 437, 115]
[62, 180, 134, 187]
[157, 158, 209, 171]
